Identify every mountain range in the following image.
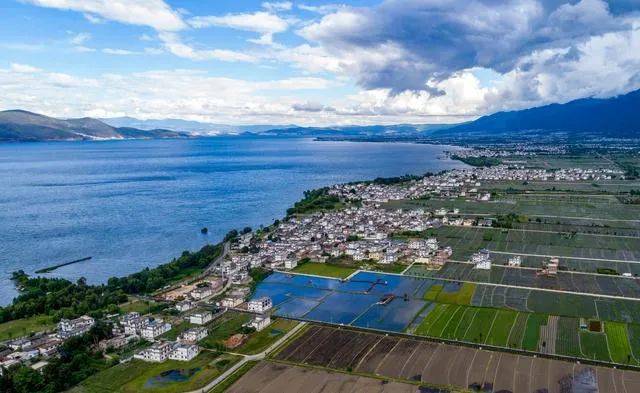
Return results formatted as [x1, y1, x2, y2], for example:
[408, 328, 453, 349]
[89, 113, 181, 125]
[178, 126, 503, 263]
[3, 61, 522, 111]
[440, 89, 640, 138]
[2, 88, 639, 142]
[0, 110, 187, 142]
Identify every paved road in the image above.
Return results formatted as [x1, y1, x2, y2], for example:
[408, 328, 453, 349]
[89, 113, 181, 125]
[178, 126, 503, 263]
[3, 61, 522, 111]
[184, 321, 307, 393]
[489, 250, 640, 264]
[448, 223, 640, 239]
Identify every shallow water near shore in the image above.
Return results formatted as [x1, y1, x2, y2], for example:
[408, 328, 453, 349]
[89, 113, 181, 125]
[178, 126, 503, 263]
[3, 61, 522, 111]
[0, 136, 467, 303]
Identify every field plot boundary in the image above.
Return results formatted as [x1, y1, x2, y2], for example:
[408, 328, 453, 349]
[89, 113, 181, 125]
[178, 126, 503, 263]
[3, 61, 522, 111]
[272, 317, 640, 372]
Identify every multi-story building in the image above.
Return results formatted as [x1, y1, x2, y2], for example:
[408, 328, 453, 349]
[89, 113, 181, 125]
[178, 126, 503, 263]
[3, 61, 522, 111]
[189, 311, 213, 325]
[178, 327, 208, 343]
[169, 343, 199, 361]
[248, 297, 272, 313]
[57, 315, 95, 339]
[141, 320, 172, 341]
[134, 341, 174, 362]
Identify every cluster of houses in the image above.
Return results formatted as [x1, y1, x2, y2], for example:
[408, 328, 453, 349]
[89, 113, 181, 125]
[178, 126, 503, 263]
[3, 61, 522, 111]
[0, 315, 96, 372]
[328, 165, 622, 203]
[122, 309, 218, 363]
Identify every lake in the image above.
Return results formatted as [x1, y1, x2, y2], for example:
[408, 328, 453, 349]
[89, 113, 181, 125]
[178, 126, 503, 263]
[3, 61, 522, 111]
[0, 137, 467, 303]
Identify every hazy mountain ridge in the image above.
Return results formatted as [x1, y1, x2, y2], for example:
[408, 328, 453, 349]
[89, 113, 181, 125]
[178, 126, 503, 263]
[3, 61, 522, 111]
[0, 110, 188, 142]
[441, 89, 640, 138]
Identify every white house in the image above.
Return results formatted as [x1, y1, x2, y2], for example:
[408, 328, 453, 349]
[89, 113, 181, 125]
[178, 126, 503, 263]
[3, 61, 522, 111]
[169, 343, 199, 361]
[189, 311, 213, 325]
[134, 341, 174, 362]
[141, 320, 172, 340]
[283, 259, 298, 270]
[247, 315, 271, 332]
[121, 312, 145, 336]
[220, 296, 243, 308]
[190, 287, 213, 300]
[508, 256, 522, 267]
[248, 297, 272, 313]
[57, 315, 95, 339]
[176, 300, 195, 312]
[178, 327, 208, 343]
[471, 249, 492, 270]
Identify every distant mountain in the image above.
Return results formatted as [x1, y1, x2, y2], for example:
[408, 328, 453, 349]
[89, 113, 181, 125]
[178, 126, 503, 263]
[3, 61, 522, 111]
[248, 123, 453, 137]
[0, 110, 188, 142]
[101, 116, 298, 135]
[442, 89, 640, 138]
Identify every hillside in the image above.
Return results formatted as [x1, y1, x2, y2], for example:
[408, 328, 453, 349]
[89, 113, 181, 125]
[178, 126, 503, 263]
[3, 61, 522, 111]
[0, 110, 187, 142]
[442, 89, 640, 138]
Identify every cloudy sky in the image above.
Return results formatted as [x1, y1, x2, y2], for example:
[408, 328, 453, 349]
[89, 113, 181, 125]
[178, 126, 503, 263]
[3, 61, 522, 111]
[1, 0, 639, 126]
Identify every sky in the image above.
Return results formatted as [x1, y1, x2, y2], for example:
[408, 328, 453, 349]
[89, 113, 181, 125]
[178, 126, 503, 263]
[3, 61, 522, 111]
[0, 0, 639, 126]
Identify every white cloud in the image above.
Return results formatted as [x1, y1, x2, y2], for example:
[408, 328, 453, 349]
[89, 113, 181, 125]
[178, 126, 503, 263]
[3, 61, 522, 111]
[83, 13, 104, 24]
[10, 63, 40, 73]
[262, 1, 292, 12]
[103, 48, 135, 55]
[158, 32, 256, 62]
[74, 46, 96, 53]
[189, 11, 289, 45]
[21, 0, 186, 31]
[69, 32, 91, 45]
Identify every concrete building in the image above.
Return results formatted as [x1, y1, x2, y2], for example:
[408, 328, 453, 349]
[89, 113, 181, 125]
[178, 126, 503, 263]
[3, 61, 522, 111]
[178, 327, 208, 343]
[471, 249, 492, 270]
[57, 315, 95, 339]
[134, 341, 174, 362]
[169, 343, 199, 361]
[247, 315, 271, 332]
[141, 320, 172, 341]
[248, 297, 272, 313]
[189, 311, 213, 325]
[508, 255, 522, 267]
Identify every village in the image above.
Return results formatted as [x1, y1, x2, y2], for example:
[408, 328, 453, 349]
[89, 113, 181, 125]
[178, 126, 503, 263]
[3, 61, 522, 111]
[0, 164, 625, 372]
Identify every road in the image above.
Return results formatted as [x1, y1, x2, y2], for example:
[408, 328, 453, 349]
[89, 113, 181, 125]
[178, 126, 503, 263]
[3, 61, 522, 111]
[184, 321, 307, 393]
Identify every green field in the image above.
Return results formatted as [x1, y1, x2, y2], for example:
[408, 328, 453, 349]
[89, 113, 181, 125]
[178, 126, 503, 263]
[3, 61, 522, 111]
[292, 262, 357, 278]
[434, 283, 477, 305]
[485, 309, 518, 346]
[506, 312, 528, 348]
[118, 299, 156, 315]
[521, 314, 547, 351]
[580, 332, 611, 362]
[463, 308, 497, 344]
[605, 322, 637, 365]
[556, 317, 582, 357]
[0, 314, 55, 341]
[236, 319, 299, 355]
[72, 351, 240, 393]
[200, 313, 252, 350]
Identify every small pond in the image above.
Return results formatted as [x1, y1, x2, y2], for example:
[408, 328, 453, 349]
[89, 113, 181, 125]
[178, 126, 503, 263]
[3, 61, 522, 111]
[144, 367, 201, 388]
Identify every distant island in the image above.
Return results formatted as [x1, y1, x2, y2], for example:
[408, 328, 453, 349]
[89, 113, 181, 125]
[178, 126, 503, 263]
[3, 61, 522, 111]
[0, 110, 188, 142]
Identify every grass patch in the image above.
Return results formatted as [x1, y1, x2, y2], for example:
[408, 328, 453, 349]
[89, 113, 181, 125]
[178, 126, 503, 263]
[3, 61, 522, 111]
[160, 320, 194, 341]
[580, 332, 611, 362]
[373, 263, 407, 274]
[0, 314, 55, 341]
[200, 313, 252, 350]
[485, 310, 517, 346]
[605, 322, 637, 365]
[556, 317, 582, 357]
[415, 303, 453, 336]
[237, 319, 299, 355]
[522, 314, 547, 351]
[119, 299, 156, 315]
[463, 308, 497, 344]
[292, 262, 357, 278]
[74, 351, 240, 393]
[436, 283, 477, 305]
[507, 313, 528, 349]
[423, 284, 443, 301]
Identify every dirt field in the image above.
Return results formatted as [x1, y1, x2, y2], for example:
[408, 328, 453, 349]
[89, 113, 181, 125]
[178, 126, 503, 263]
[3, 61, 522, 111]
[274, 325, 640, 393]
[225, 361, 425, 393]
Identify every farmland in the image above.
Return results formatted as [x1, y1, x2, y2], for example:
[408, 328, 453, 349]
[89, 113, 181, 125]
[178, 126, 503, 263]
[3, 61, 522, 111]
[254, 270, 640, 364]
[266, 325, 640, 393]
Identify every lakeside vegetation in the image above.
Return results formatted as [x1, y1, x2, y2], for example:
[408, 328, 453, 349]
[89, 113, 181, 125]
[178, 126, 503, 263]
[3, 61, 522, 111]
[451, 155, 501, 167]
[0, 242, 224, 324]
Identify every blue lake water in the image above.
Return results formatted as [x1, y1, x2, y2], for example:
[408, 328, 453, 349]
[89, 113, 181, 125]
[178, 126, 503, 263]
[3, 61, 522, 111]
[0, 136, 466, 303]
